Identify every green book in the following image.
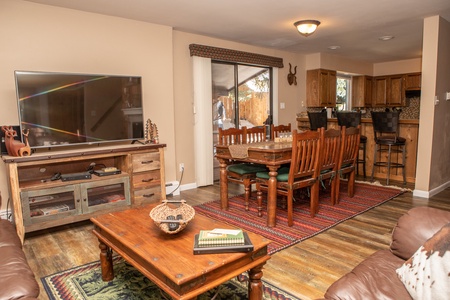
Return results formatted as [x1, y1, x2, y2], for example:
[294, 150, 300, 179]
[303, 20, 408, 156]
[198, 229, 245, 246]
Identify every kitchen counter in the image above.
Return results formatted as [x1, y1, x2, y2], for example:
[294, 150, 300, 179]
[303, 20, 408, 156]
[296, 117, 419, 184]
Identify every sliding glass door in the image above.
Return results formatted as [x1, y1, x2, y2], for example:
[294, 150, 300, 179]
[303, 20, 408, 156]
[212, 61, 272, 180]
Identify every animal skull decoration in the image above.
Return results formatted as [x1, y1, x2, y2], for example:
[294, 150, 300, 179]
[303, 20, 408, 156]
[287, 63, 297, 86]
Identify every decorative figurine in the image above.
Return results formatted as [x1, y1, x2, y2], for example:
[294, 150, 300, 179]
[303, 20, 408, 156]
[144, 119, 159, 144]
[1, 126, 31, 157]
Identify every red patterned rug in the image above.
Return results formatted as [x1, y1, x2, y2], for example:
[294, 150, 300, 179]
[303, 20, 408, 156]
[195, 182, 405, 254]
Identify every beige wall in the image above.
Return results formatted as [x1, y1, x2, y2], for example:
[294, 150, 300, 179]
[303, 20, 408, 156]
[416, 16, 450, 193]
[0, 0, 176, 210]
[373, 58, 422, 76]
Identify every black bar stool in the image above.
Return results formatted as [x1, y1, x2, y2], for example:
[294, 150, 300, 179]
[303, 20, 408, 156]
[307, 111, 327, 130]
[336, 111, 367, 178]
[370, 111, 406, 185]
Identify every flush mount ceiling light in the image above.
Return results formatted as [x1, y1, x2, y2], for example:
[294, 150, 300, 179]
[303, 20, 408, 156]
[379, 35, 395, 41]
[294, 20, 321, 37]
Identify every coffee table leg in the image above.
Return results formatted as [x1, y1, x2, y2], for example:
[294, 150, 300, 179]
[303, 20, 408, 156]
[98, 239, 114, 281]
[248, 264, 264, 300]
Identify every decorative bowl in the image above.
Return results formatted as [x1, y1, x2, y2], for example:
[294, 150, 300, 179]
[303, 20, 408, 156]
[149, 200, 195, 234]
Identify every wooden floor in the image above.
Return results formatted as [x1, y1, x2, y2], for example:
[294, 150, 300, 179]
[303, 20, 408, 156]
[23, 178, 450, 300]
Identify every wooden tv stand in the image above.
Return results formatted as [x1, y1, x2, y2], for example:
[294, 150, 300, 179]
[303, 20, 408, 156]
[2, 143, 166, 243]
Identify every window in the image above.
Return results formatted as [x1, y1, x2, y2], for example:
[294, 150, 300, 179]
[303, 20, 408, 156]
[336, 75, 351, 111]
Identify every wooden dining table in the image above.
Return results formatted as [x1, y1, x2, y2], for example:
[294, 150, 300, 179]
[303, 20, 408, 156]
[215, 141, 292, 227]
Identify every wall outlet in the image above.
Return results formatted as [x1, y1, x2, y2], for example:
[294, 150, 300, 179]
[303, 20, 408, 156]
[446, 92, 450, 101]
[179, 163, 184, 172]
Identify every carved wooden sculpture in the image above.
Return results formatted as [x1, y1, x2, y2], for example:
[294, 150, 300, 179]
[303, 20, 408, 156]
[287, 63, 297, 86]
[1, 126, 31, 157]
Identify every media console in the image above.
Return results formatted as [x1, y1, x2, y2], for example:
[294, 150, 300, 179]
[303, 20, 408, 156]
[2, 143, 166, 243]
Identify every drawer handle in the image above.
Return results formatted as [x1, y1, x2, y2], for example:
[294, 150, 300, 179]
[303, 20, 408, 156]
[142, 178, 154, 182]
[143, 193, 155, 198]
[141, 160, 154, 164]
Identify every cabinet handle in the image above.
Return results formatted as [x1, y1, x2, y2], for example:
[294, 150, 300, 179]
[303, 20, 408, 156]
[141, 160, 154, 164]
[143, 193, 155, 198]
[83, 198, 87, 202]
[142, 178, 154, 182]
[77, 199, 80, 203]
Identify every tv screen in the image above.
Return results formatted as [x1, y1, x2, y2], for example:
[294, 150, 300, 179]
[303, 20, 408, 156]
[14, 71, 144, 149]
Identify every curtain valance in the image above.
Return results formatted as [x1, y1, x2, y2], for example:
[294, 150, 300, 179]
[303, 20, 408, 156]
[189, 44, 284, 68]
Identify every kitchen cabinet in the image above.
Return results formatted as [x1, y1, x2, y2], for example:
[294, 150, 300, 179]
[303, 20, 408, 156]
[306, 69, 337, 107]
[405, 72, 421, 90]
[352, 75, 373, 107]
[372, 75, 405, 107]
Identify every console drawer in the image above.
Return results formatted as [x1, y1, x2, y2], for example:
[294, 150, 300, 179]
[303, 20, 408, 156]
[132, 152, 161, 173]
[134, 186, 162, 206]
[132, 170, 161, 189]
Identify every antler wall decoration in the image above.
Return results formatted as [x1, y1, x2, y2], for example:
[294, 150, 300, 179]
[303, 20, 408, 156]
[287, 63, 297, 86]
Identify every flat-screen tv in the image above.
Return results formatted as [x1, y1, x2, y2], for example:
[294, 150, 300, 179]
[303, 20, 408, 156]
[14, 71, 144, 149]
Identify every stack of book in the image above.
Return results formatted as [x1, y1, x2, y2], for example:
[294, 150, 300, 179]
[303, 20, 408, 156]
[193, 228, 254, 255]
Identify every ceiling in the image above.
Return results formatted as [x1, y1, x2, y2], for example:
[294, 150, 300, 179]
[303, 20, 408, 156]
[26, 0, 450, 63]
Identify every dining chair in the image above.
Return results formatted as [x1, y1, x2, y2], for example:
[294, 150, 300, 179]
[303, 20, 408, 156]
[218, 126, 267, 211]
[335, 125, 361, 204]
[336, 111, 367, 178]
[307, 111, 328, 130]
[370, 111, 406, 185]
[319, 128, 341, 206]
[255, 129, 323, 226]
[246, 126, 267, 143]
[270, 123, 291, 140]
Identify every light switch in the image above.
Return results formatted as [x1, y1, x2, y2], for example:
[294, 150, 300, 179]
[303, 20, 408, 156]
[280, 102, 285, 109]
[446, 92, 450, 101]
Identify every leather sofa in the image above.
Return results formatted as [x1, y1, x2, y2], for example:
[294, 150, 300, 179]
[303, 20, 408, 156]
[321, 206, 450, 300]
[0, 219, 39, 300]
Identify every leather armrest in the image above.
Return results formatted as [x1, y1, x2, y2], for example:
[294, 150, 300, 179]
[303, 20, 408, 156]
[390, 206, 450, 260]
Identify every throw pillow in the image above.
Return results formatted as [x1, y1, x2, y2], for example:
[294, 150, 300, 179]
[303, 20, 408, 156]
[396, 222, 450, 300]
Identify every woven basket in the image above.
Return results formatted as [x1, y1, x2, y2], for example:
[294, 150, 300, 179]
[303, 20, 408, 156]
[149, 200, 195, 234]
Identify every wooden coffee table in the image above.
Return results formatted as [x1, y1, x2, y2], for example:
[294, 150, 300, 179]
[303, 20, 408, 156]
[91, 203, 271, 300]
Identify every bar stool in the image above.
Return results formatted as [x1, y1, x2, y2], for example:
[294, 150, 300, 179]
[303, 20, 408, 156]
[336, 111, 367, 178]
[307, 111, 327, 130]
[370, 111, 406, 185]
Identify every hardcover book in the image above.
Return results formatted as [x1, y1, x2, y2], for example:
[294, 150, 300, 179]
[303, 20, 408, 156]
[197, 229, 245, 246]
[193, 231, 254, 255]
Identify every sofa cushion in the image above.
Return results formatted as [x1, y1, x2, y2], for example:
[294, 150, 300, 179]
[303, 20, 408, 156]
[390, 207, 450, 260]
[396, 222, 450, 300]
[0, 219, 40, 300]
[324, 250, 411, 300]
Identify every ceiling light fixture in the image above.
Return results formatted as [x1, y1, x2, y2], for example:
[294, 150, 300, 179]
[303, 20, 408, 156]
[379, 35, 395, 41]
[294, 20, 321, 37]
[328, 45, 341, 50]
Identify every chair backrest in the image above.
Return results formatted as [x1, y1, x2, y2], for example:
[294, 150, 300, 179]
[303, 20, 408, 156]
[339, 125, 361, 168]
[336, 111, 362, 128]
[371, 111, 400, 141]
[270, 123, 292, 140]
[218, 127, 247, 145]
[321, 128, 341, 172]
[288, 129, 322, 184]
[308, 111, 328, 130]
[246, 126, 266, 143]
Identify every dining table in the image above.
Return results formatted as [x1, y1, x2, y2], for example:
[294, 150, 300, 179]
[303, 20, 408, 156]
[215, 140, 292, 227]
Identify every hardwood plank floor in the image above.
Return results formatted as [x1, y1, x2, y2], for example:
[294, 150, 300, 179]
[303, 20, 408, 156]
[22, 178, 450, 300]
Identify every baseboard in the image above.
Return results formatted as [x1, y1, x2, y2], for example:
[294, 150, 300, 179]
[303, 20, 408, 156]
[413, 180, 450, 198]
[180, 182, 197, 191]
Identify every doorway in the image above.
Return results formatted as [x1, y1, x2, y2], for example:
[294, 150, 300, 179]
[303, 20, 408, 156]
[211, 61, 272, 181]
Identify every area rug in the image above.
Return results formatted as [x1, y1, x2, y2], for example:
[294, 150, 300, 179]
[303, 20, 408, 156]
[42, 256, 300, 300]
[195, 181, 405, 254]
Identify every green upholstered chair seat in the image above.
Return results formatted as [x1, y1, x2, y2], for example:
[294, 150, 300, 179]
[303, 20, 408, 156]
[256, 166, 290, 181]
[227, 163, 267, 175]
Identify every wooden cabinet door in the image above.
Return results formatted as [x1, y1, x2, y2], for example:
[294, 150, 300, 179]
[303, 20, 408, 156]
[388, 75, 405, 106]
[307, 69, 336, 107]
[372, 77, 388, 106]
[352, 76, 373, 107]
[405, 73, 421, 90]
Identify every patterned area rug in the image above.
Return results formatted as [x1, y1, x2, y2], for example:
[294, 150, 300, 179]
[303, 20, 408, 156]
[42, 256, 299, 300]
[195, 181, 405, 254]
